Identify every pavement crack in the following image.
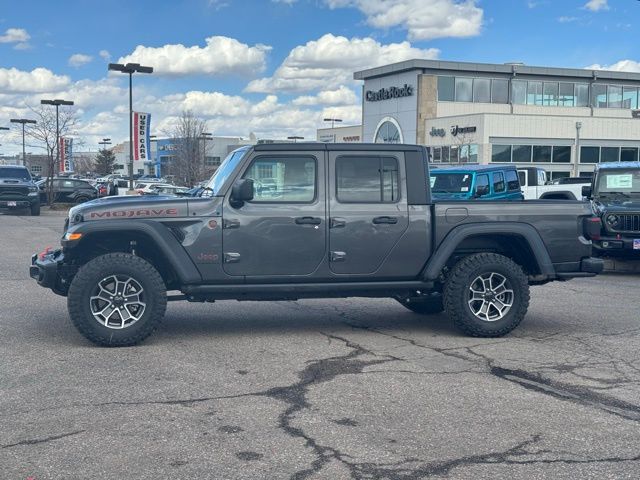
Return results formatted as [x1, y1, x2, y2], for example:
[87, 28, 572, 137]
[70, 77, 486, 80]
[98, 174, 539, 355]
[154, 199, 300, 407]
[2, 430, 85, 449]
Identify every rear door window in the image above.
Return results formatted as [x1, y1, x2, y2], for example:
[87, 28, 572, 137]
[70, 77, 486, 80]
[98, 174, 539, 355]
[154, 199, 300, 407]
[336, 156, 399, 203]
[493, 172, 505, 193]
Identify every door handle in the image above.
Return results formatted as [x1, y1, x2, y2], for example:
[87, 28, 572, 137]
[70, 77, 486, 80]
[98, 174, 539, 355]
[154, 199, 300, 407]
[330, 217, 346, 229]
[295, 216, 321, 225]
[372, 216, 398, 225]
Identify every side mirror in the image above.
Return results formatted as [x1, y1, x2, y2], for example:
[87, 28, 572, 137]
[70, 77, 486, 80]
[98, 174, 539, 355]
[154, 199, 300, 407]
[475, 185, 489, 197]
[582, 185, 592, 199]
[230, 178, 254, 207]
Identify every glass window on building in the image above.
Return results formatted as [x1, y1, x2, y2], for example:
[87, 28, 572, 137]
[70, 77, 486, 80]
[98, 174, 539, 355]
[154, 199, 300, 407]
[621, 147, 639, 162]
[591, 84, 607, 108]
[600, 147, 619, 163]
[511, 80, 527, 105]
[374, 121, 401, 144]
[543, 82, 559, 106]
[493, 172, 506, 192]
[552, 146, 571, 163]
[491, 79, 509, 104]
[558, 83, 575, 106]
[608, 85, 623, 108]
[491, 144, 512, 162]
[527, 81, 543, 105]
[533, 145, 552, 162]
[580, 146, 600, 163]
[622, 87, 639, 109]
[575, 83, 589, 107]
[473, 78, 491, 103]
[459, 144, 469, 162]
[437, 76, 455, 101]
[450, 146, 459, 163]
[469, 144, 479, 163]
[432, 147, 441, 162]
[441, 146, 450, 163]
[455, 77, 473, 102]
[513, 145, 533, 162]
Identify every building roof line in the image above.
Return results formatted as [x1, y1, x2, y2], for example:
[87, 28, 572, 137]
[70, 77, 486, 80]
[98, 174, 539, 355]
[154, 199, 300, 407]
[353, 59, 640, 83]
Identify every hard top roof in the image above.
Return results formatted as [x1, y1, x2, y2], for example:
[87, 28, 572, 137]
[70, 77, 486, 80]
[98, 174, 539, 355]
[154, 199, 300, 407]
[252, 142, 425, 152]
[430, 164, 517, 173]
[596, 162, 640, 170]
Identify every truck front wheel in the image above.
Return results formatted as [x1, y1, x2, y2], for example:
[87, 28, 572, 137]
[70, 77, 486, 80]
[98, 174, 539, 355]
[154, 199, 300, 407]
[67, 253, 167, 347]
[443, 253, 529, 337]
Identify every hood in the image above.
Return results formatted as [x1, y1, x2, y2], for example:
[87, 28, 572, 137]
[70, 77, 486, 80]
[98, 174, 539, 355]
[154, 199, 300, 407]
[69, 194, 190, 223]
[593, 197, 640, 215]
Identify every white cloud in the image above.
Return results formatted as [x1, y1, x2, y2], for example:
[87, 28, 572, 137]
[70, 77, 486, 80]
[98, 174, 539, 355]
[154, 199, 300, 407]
[557, 16, 578, 23]
[246, 33, 439, 93]
[324, 0, 483, 40]
[272, 0, 298, 3]
[117, 36, 271, 77]
[68, 54, 93, 67]
[0, 28, 30, 43]
[587, 60, 640, 73]
[583, 0, 608, 12]
[0, 67, 70, 94]
[293, 86, 358, 106]
[99, 49, 111, 61]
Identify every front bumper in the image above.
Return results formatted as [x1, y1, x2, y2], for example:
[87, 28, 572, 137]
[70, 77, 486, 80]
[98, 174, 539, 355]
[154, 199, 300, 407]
[555, 257, 605, 280]
[30, 249, 74, 296]
[593, 235, 640, 254]
[0, 198, 35, 209]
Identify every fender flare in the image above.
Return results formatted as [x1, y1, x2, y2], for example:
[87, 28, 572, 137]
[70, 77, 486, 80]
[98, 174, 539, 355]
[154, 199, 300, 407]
[64, 220, 202, 284]
[422, 222, 555, 281]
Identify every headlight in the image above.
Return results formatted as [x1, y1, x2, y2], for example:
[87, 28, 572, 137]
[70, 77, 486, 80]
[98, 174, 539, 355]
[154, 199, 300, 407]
[605, 214, 620, 227]
[28, 186, 38, 195]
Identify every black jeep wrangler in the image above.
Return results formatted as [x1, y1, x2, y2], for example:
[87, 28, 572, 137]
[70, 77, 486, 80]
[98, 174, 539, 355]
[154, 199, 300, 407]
[31, 144, 603, 346]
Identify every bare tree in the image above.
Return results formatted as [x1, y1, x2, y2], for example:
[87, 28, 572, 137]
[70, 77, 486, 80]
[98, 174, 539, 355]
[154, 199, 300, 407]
[25, 105, 79, 203]
[170, 111, 208, 186]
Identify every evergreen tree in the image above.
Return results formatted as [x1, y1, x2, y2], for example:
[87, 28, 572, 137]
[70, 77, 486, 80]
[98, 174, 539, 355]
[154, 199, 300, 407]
[95, 148, 116, 175]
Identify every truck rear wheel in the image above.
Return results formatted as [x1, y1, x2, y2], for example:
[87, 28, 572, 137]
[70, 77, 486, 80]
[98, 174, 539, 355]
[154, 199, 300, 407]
[443, 253, 529, 337]
[67, 253, 167, 347]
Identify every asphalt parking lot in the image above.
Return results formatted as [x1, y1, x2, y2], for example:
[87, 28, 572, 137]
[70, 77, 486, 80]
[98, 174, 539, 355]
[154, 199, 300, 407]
[1, 210, 639, 479]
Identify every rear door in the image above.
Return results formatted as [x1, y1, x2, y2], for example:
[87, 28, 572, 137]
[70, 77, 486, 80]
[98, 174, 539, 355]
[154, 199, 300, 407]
[222, 149, 327, 277]
[328, 151, 409, 275]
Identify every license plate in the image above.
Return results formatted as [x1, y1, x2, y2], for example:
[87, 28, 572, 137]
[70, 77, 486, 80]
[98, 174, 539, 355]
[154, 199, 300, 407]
[634, 239, 640, 250]
[7, 201, 16, 207]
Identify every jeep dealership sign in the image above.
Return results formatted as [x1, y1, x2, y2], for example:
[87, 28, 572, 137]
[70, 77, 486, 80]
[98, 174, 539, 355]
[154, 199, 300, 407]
[365, 84, 413, 102]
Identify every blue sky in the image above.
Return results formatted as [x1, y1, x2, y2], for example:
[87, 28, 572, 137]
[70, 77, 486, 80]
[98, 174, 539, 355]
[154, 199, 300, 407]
[0, 0, 637, 154]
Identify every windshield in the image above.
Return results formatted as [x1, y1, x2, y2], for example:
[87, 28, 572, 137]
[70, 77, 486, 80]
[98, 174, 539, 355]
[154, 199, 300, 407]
[595, 169, 640, 196]
[430, 173, 472, 194]
[204, 146, 250, 195]
[0, 167, 31, 181]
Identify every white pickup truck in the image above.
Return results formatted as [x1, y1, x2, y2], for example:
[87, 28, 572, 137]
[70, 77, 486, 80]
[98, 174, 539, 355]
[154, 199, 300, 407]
[517, 167, 589, 200]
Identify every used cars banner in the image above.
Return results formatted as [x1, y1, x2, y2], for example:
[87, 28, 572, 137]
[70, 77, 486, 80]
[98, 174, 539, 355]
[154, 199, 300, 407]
[132, 112, 151, 161]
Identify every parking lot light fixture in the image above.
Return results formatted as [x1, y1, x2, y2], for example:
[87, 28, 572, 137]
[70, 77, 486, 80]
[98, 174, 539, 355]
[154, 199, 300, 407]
[287, 136, 304, 143]
[99, 138, 112, 151]
[10, 119, 37, 167]
[108, 62, 154, 191]
[40, 99, 74, 175]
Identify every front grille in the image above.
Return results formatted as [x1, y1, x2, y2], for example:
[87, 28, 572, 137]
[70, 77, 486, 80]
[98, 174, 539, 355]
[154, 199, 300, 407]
[616, 213, 640, 233]
[0, 186, 29, 197]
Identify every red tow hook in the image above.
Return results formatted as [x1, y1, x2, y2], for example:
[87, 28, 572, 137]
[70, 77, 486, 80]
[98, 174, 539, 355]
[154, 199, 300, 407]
[38, 246, 53, 261]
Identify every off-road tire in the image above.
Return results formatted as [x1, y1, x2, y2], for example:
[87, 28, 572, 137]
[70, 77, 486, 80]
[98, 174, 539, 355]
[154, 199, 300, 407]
[397, 295, 444, 314]
[443, 253, 529, 337]
[30, 202, 40, 216]
[67, 253, 166, 347]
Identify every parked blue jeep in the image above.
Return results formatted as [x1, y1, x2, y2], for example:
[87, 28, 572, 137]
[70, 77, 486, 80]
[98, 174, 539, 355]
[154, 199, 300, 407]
[430, 165, 523, 201]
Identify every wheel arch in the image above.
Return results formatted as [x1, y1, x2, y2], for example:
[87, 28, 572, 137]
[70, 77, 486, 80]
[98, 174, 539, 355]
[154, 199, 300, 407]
[422, 223, 555, 281]
[539, 191, 576, 200]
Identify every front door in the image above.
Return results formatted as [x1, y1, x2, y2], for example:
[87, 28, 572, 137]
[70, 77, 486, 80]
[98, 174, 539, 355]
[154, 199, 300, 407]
[328, 151, 409, 275]
[222, 150, 326, 277]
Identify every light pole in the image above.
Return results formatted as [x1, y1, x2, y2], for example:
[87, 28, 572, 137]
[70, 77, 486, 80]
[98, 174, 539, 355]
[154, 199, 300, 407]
[41, 99, 74, 176]
[108, 62, 154, 191]
[287, 136, 304, 143]
[9, 119, 37, 167]
[574, 122, 582, 177]
[99, 137, 112, 150]
[149, 135, 158, 177]
[324, 117, 342, 143]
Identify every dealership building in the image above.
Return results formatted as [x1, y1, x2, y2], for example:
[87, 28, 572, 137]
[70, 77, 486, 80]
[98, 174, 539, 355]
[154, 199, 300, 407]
[354, 59, 640, 179]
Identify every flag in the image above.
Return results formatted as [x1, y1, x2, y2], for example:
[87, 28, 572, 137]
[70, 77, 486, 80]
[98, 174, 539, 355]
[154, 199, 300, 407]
[59, 137, 74, 172]
[132, 112, 151, 161]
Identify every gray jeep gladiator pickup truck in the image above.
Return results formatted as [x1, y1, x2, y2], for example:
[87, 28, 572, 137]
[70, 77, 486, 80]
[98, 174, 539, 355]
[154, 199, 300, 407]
[30, 143, 603, 346]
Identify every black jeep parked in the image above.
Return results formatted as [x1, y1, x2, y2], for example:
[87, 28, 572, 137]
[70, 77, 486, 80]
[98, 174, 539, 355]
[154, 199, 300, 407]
[38, 178, 98, 204]
[584, 161, 640, 257]
[0, 165, 40, 216]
